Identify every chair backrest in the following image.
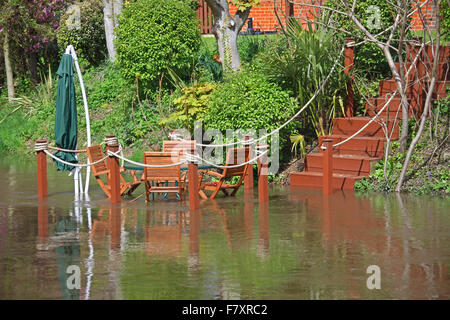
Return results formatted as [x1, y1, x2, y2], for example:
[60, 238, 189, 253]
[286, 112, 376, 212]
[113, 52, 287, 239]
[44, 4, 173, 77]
[222, 147, 250, 178]
[86, 145, 108, 176]
[143, 152, 181, 182]
[163, 140, 196, 159]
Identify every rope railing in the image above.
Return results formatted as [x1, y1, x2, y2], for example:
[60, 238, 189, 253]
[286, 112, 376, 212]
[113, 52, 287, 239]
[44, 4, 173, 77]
[190, 149, 269, 169]
[43, 149, 108, 167]
[106, 149, 187, 168]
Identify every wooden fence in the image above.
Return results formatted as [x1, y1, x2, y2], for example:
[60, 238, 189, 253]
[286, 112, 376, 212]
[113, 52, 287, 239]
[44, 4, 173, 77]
[197, 0, 214, 34]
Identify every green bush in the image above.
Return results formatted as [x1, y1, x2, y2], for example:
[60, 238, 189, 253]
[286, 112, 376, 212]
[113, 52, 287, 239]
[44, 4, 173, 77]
[115, 0, 201, 90]
[56, 0, 107, 66]
[160, 82, 217, 132]
[203, 70, 298, 163]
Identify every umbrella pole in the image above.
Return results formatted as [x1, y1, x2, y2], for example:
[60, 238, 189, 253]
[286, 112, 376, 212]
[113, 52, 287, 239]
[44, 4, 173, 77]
[66, 45, 92, 195]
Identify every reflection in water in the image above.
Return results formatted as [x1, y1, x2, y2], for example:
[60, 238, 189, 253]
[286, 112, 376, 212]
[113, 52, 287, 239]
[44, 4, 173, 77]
[257, 202, 270, 260]
[0, 155, 449, 299]
[189, 210, 200, 273]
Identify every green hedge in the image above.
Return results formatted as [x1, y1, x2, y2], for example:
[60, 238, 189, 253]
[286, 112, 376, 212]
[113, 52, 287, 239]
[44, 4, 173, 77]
[115, 0, 201, 90]
[203, 70, 298, 163]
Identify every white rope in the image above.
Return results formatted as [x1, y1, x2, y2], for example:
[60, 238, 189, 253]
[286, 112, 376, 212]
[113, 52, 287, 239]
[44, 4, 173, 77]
[185, 152, 199, 164]
[105, 136, 119, 146]
[106, 150, 187, 168]
[44, 150, 108, 167]
[329, 89, 399, 149]
[191, 150, 268, 169]
[173, 44, 347, 148]
[35, 141, 48, 151]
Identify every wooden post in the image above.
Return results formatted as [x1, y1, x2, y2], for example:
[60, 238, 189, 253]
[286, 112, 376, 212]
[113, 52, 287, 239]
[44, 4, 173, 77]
[344, 38, 355, 118]
[36, 140, 48, 199]
[244, 135, 253, 190]
[322, 139, 333, 195]
[187, 148, 200, 211]
[106, 136, 121, 203]
[105, 135, 116, 186]
[109, 207, 121, 249]
[257, 144, 269, 204]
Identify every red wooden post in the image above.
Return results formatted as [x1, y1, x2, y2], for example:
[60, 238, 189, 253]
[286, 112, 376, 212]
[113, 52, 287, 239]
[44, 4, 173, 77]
[322, 139, 333, 195]
[36, 140, 48, 199]
[244, 135, 253, 190]
[344, 38, 355, 118]
[110, 207, 121, 249]
[37, 200, 48, 239]
[37, 200, 49, 251]
[106, 136, 121, 203]
[188, 148, 200, 211]
[257, 144, 269, 204]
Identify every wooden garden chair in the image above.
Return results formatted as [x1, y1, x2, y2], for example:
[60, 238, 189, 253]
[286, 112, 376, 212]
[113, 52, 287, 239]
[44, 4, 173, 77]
[163, 140, 197, 181]
[86, 145, 142, 198]
[163, 140, 196, 156]
[199, 147, 250, 200]
[143, 152, 186, 203]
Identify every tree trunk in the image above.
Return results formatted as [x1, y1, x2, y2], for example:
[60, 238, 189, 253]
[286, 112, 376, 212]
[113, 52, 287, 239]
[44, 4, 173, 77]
[3, 33, 15, 102]
[395, 0, 442, 192]
[28, 52, 38, 87]
[206, 0, 250, 72]
[214, 16, 241, 72]
[103, 0, 122, 62]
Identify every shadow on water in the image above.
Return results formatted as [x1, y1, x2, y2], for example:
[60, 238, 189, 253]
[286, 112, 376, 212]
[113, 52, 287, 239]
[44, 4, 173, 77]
[0, 156, 449, 299]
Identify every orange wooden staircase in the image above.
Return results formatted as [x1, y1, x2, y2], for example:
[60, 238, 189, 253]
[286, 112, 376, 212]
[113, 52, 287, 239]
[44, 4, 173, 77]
[290, 44, 449, 190]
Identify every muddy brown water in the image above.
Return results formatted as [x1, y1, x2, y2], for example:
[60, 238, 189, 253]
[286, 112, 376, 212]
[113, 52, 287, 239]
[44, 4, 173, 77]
[0, 155, 449, 300]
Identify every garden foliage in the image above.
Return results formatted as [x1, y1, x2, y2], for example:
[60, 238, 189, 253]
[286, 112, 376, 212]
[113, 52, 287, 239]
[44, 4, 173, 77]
[115, 0, 201, 90]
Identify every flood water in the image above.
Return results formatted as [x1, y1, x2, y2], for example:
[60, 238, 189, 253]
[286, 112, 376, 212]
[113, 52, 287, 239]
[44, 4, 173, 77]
[0, 155, 449, 300]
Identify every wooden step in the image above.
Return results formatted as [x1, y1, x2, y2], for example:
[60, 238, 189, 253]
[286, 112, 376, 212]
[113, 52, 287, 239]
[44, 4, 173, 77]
[306, 153, 379, 176]
[364, 97, 409, 119]
[379, 79, 419, 97]
[393, 62, 416, 81]
[318, 135, 385, 158]
[333, 117, 399, 139]
[290, 171, 365, 190]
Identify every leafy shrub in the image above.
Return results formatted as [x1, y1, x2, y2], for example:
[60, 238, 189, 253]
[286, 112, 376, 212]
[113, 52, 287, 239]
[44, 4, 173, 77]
[203, 70, 298, 163]
[115, 0, 201, 90]
[56, 0, 107, 66]
[237, 35, 268, 64]
[160, 82, 217, 132]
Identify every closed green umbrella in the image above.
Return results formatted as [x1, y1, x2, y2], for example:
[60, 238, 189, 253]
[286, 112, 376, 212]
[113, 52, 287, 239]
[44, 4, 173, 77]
[53, 54, 78, 171]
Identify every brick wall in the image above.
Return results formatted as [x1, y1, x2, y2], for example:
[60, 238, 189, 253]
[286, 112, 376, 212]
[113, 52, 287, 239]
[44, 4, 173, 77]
[198, 1, 436, 34]
[228, 0, 319, 33]
[410, 0, 436, 30]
